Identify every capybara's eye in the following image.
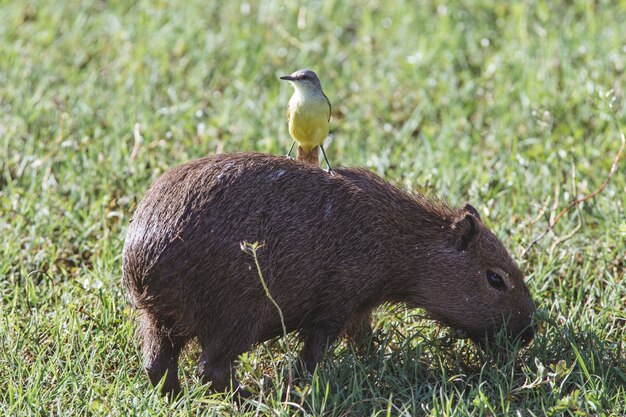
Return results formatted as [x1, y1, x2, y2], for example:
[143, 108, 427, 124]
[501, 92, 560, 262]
[487, 270, 506, 290]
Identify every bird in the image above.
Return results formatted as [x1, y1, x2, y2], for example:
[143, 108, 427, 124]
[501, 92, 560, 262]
[280, 69, 333, 173]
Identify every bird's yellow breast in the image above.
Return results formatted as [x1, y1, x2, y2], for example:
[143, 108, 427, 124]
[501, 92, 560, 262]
[287, 93, 330, 153]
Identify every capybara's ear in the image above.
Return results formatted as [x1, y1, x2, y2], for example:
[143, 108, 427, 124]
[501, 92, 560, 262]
[463, 203, 481, 221]
[452, 212, 480, 251]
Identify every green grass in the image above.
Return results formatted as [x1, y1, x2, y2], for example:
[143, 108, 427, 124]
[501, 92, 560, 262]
[1, 0, 625, 415]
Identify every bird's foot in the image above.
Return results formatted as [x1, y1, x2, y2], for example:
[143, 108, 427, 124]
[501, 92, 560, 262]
[286, 141, 296, 160]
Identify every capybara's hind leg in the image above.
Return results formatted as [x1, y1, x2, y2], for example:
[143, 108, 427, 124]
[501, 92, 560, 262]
[344, 310, 373, 342]
[140, 314, 185, 397]
[198, 343, 251, 397]
[198, 358, 247, 395]
[344, 310, 374, 355]
[299, 327, 343, 374]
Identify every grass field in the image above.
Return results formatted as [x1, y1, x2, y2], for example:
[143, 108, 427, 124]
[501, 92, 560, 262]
[1, 0, 625, 415]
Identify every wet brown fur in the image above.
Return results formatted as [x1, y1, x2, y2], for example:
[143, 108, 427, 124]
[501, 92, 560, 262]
[122, 152, 535, 396]
[296, 145, 319, 165]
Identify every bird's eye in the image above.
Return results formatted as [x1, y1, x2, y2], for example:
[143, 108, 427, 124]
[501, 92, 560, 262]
[486, 270, 506, 290]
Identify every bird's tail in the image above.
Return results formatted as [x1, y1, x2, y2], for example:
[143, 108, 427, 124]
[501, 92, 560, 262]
[296, 145, 319, 166]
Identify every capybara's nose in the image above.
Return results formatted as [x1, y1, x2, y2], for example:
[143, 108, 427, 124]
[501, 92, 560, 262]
[518, 325, 535, 346]
[522, 326, 535, 345]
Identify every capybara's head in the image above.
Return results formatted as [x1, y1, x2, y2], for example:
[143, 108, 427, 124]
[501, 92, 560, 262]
[416, 204, 535, 345]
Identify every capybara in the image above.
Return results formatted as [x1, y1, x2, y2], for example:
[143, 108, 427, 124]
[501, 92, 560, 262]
[122, 152, 535, 396]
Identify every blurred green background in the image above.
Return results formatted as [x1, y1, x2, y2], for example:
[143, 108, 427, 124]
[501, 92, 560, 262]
[1, 0, 625, 415]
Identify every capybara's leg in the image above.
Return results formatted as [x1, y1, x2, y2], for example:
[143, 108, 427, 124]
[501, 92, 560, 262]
[344, 310, 375, 355]
[197, 331, 251, 397]
[198, 353, 251, 398]
[299, 327, 342, 374]
[198, 358, 238, 392]
[344, 310, 373, 342]
[140, 314, 185, 397]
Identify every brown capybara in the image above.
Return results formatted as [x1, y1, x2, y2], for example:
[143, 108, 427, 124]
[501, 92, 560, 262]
[122, 152, 535, 397]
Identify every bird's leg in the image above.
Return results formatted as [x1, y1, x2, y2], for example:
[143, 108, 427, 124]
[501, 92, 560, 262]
[286, 141, 296, 159]
[320, 145, 333, 175]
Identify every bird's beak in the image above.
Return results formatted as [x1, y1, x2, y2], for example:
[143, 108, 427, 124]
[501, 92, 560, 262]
[280, 75, 295, 81]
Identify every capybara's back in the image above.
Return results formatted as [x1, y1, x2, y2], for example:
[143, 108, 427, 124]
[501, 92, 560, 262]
[123, 152, 535, 396]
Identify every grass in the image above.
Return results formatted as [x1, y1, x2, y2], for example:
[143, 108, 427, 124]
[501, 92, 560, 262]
[1, 0, 625, 415]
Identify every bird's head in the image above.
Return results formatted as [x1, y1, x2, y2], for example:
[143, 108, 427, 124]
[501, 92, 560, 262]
[280, 69, 323, 93]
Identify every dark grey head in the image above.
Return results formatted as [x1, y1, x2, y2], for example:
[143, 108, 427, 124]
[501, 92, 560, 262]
[280, 69, 323, 90]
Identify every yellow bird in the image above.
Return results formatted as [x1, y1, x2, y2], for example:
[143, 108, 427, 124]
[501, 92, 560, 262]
[280, 69, 333, 172]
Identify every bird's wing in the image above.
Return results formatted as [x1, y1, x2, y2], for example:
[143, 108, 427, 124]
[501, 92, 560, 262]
[322, 92, 331, 122]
